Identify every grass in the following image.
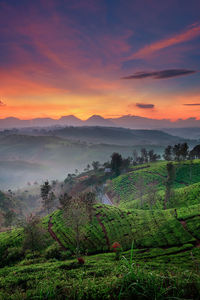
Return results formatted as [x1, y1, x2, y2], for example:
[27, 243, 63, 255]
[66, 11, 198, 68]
[0, 245, 199, 299]
[1, 160, 200, 298]
[107, 160, 200, 210]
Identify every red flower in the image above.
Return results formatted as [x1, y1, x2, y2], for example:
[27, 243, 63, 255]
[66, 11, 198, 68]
[111, 242, 121, 252]
[77, 257, 85, 264]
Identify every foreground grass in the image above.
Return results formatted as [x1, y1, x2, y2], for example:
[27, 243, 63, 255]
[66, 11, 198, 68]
[0, 246, 199, 300]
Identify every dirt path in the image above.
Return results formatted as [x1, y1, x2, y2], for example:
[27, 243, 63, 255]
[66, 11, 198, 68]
[48, 216, 67, 250]
[102, 193, 113, 206]
[179, 219, 200, 247]
[96, 213, 110, 248]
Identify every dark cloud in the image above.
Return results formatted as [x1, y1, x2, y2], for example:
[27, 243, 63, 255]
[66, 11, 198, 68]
[136, 103, 154, 109]
[183, 103, 200, 106]
[121, 69, 197, 80]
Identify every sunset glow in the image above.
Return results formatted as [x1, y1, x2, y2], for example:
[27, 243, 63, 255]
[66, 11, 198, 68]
[0, 0, 200, 120]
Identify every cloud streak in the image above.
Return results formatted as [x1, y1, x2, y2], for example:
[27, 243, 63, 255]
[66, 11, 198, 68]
[122, 69, 197, 80]
[136, 103, 154, 109]
[183, 103, 200, 106]
[128, 23, 200, 59]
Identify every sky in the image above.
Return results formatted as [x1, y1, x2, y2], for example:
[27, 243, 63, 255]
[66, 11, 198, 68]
[0, 0, 200, 120]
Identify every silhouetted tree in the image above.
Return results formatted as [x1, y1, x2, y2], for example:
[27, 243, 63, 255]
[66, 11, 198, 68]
[148, 150, 160, 162]
[180, 142, 189, 160]
[133, 149, 139, 165]
[111, 152, 123, 176]
[172, 143, 188, 161]
[190, 144, 200, 159]
[41, 181, 55, 213]
[92, 161, 100, 171]
[122, 157, 131, 170]
[141, 148, 148, 163]
[163, 145, 173, 161]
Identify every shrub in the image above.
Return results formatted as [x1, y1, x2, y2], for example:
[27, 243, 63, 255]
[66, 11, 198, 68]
[4, 247, 23, 265]
[111, 242, 122, 260]
[45, 243, 61, 260]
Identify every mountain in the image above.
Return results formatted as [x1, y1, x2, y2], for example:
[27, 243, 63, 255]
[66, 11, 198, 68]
[1, 115, 200, 130]
[162, 127, 200, 140]
[110, 115, 171, 129]
[85, 115, 114, 126]
[45, 126, 189, 146]
[59, 115, 83, 126]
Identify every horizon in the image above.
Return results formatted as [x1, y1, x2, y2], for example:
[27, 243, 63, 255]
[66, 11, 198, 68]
[2, 113, 200, 122]
[0, 1, 200, 120]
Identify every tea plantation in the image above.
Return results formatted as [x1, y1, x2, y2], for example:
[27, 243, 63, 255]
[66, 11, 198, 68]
[0, 160, 200, 299]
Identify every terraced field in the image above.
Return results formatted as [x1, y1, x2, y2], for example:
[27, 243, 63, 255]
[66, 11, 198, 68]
[107, 160, 200, 209]
[1, 160, 200, 299]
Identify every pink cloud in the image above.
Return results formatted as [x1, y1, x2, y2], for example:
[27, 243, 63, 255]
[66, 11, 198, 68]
[128, 23, 200, 60]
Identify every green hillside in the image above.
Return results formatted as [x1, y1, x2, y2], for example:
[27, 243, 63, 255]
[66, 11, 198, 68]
[1, 160, 200, 299]
[107, 160, 200, 209]
[0, 202, 200, 299]
[1, 202, 200, 259]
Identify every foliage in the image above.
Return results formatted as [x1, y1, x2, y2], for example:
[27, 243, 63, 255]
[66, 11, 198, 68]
[111, 152, 123, 176]
[22, 215, 47, 253]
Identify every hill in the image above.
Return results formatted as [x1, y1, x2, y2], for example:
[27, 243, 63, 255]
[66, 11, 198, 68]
[2, 114, 200, 130]
[48, 126, 187, 146]
[106, 160, 200, 209]
[0, 201, 200, 298]
[1, 160, 200, 299]
[0, 128, 188, 188]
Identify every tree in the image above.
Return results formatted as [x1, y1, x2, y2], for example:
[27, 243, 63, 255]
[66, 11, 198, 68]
[3, 210, 16, 227]
[141, 148, 148, 163]
[63, 193, 91, 257]
[92, 161, 100, 171]
[135, 175, 146, 207]
[111, 152, 123, 176]
[163, 145, 173, 161]
[147, 182, 157, 208]
[164, 163, 175, 209]
[83, 191, 96, 221]
[172, 144, 181, 161]
[22, 214, 46, 253]
[190, 144, 200, 159]
[41, 181, 55, 214]
[121, 157, 131, 170]
[180, 142, 189, 160]
[133, 149, 138, 165]
[172, 143, 189, 161]
[59, 192, 72, 209]
[148, 150, 160, 162]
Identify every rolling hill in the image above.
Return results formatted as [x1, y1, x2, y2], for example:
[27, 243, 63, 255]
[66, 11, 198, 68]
[0, 160, 200, 299]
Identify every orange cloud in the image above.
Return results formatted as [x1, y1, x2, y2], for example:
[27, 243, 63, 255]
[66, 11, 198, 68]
[128, 23, 200, 59]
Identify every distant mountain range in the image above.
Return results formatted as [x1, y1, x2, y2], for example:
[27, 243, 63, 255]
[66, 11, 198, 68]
[1, 114, 200, 130]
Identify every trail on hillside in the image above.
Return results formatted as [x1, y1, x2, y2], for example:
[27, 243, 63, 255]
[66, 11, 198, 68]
[48, 216, 67, 250]
[102, 193, 113, 205]
[96, 213, 110, 248]
[178, 218, 200, 247]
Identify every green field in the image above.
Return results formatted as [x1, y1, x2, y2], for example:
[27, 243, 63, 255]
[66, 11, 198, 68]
[0, 160, 200, 299]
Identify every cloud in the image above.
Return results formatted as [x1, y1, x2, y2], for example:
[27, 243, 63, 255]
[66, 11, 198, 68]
[0, 99, 6, 106]
[128, 23, 200, 59]
[136, 103, 155, 109]
[183, 103, 200, 106]
[121, 69, 197, 80]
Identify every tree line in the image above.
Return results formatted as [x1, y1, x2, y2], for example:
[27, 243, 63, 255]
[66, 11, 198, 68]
[163, 143, 200, 161]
